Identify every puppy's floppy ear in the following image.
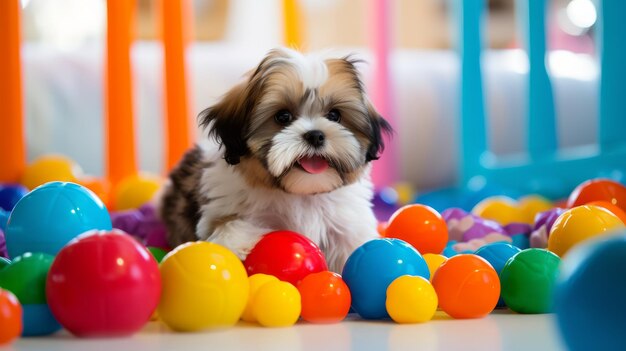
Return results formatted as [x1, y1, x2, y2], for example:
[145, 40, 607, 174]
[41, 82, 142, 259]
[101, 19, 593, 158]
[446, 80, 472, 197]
[199, 77, 261, 165]
[365, 100, 393, 162]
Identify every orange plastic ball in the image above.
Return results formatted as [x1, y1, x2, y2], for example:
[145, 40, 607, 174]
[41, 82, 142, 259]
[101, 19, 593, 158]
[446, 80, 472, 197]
[0, 288, 22, 345]
[567, 179, 626, 213]
[385, 204, 448, 254]
[297, 271, 351, 323]
[76, 177, 111, 208]
[432, 254, 500, 319]
[376, 222, 387, 237]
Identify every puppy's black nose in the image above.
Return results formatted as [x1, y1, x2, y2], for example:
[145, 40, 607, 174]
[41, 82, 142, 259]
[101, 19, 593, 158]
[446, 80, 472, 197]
[303, 130, 325, 148]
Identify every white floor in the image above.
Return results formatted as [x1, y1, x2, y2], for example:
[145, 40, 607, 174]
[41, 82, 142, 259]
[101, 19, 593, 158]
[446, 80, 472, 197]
[7, 310, 566, 351]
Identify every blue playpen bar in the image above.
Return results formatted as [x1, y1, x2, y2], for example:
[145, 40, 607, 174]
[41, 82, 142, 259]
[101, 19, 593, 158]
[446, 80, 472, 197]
[454, 0, 626, 200]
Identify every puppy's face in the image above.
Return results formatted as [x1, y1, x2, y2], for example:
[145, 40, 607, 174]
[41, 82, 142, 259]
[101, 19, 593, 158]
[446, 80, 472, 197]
[201, 48, 391, 195]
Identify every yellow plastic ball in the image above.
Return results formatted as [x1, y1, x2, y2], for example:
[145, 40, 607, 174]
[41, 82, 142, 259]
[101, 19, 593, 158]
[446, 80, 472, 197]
[21, 155, 82, 190]
[393, 182, 415, 205]
[519, 195, 553, 224]
[241, 274, 279, 323]
[548, 205, 624, 257]
[253, 281, 301, 327]
[423, 254, 447, 282]
[112, 173, 161, 210]
[472, 196, 526, 225]
[158, 242, 249, 332]
[386, 275, 438, 324]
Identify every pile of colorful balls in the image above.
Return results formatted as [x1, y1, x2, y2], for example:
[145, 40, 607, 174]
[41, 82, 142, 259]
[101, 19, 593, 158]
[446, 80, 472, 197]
[1, 155, 625, 351]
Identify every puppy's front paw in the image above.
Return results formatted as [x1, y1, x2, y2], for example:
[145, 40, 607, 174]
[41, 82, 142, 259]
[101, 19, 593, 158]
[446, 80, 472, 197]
[204, 219, 271, 261]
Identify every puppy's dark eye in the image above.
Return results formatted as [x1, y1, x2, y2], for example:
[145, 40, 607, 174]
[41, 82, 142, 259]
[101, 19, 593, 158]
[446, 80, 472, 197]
[327, 109, 341, 123]
[274, 110, 293, 125]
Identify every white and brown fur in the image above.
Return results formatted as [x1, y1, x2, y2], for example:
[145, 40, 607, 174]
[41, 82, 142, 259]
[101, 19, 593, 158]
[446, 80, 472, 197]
[159, 48, 391, 272]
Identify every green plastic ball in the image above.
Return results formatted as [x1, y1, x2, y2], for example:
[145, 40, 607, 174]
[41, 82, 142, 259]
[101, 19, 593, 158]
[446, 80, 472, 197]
[500, 248, 560, 314]
[148, 246, 168, 263]
[0, 257, 10, 270]
[0, 252, 54, 304]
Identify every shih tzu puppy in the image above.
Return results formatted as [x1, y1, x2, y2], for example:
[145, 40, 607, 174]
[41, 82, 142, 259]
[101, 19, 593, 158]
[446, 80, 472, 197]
[159, 47, 391, 272]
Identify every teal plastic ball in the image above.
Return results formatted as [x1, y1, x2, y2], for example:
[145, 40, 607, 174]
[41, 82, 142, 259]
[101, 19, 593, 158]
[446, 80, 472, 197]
[555, 233, 626, 351]
[342, 238, 430, 319]
[5, 182, 112, 258]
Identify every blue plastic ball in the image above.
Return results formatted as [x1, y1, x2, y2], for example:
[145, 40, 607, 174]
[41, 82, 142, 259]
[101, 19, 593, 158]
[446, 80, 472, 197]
[442, 240, 472, 258]
[0, 208, 8, 231]
[475, 242, 521, 307]
[22, 304, 62, 336]
[4, 182, 112, 258]
[554, 232, 626, 351]
[0, 184, 28, 212]
[511, 234, 530, 249]
[342, 238, 430, 319]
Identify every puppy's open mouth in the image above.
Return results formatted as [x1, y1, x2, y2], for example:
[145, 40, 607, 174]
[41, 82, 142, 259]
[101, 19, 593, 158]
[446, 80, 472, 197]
[297, 155, 329, 174]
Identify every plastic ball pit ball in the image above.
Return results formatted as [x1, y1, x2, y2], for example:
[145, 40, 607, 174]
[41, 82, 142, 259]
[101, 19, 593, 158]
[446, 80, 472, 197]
[241, 274, 279, 323]
[432, 254, 500, 319]
[0, 288, 22, 345]
[76, 177, 110, 207]
[0, 253, 53, 305]
[0, 257, 10, 269]
[0, 252, 61, 336]
[475, 243, 522, 275]
[158, 241, 249, 332]
[0, 210, 8, 230]
[518, 195, 553, 224]
[386, 275, 437, 324]
[5, 181, 112, 258]
[112, 174, 161, 211]
[342, 238, 430, 319]
[384, 204, 449, 254]
[548, 205, 624, 257]
[500, 249, 560, 314]
[586, 200, 626, 224]
[253, 280, 301, 327]
[422, 253, 447, 281]
[475, 242, 522, 307]
[46, 230, 161, 337]
[472, 196, 526, 225]
[0, 184, 28, 212]
[567, 178, 626, 212]
[297, 271, 351, 323]
[244, 230, 328, 286]
[20, 155, 82, 190]
[147, 246, 168, 263]
[554, 233, 626, 351]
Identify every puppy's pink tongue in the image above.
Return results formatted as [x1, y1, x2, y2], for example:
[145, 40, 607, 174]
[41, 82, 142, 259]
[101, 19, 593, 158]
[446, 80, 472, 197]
[299, 156, 329, 174]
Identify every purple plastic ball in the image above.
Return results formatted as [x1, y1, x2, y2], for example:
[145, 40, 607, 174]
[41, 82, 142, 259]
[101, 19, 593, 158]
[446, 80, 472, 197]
[0, 228, 7, 258]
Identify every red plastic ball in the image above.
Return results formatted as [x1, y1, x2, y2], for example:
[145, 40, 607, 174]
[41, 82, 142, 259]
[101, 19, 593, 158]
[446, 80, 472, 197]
[432, 254, 500, 319]
[384, 204, 449, 254]
[244, 231, 328, 286]
[46, 229, 161, 337]
[567, 179, 626, 213]
[0, 288, 22, 345]
[297, 271, 351, 323]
